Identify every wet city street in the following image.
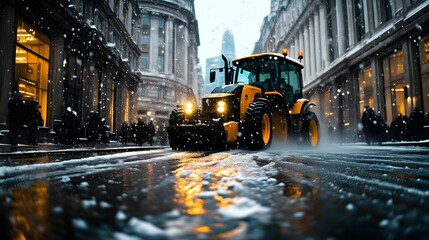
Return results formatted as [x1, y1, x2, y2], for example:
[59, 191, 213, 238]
[1, 144, 428, 240]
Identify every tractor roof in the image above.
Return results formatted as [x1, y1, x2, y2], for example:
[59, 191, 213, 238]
[232, 52, 304, 69]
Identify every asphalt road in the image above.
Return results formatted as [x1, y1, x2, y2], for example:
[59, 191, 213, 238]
[1, 144, 428, 239]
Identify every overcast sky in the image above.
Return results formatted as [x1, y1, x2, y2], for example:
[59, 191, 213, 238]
[194, 0, 271, 75]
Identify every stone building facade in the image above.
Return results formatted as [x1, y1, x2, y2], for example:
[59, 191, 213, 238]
[136, 0, 200, 142]
[255, 0, 429, 142]
[0, 0, 141, 143]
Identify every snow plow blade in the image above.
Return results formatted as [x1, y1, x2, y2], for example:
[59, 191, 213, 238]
[167, 123, 228, 150]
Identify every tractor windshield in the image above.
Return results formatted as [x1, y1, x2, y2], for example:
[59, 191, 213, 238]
[234, 56, 303, 103]
[235, 58, 278, 91]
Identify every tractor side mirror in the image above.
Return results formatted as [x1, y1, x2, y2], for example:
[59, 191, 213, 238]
[224, 68, 234, 85]
[210, 71, 216, 83]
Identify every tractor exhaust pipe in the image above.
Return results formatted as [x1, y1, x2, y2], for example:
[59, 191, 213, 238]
[222, 54, 232, 85]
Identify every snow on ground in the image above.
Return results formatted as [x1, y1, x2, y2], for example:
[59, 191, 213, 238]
[1, 144, 429, 239]
[0, 149, 167, 182]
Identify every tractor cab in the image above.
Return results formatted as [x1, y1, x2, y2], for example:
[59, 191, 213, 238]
[233, 52, 304, 107]
[210, 50, 304, 107]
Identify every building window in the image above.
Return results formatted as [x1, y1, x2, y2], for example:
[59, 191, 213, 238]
[15, 19, 50, 126]
[141, 35, 149, 47]
[175, 23, 186, 78]
[158, 16, 166, 72]
[358, 65, 373, 117]
[354, 0, 365, 41]
[383, 49, 405, 123]
[139, 53, 149, 70]
[419, 35, 429, 114]
[380, 0, 393, 24]
[123, 5, 128, 27]
[140, 14, 150, 71]
[114, 0, 119, 14]
[321, 85, 334, 126]
[326, 0, 338, 62]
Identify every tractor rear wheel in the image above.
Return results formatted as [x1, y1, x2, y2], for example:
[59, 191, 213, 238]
[304, 111, 319, 147]
[244, 101, 273, 150]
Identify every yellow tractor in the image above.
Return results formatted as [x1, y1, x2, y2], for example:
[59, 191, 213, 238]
[167, 50, 319, 150]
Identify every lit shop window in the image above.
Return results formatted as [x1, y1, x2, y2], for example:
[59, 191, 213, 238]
[15, 20, 50, 126]
[419, 35, 429, 114]
[383, 49, 405, 123]
[358, 65, 373, 116]
[421, 35, 429, 69]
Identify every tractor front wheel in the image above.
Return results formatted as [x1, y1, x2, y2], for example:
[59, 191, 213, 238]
[244, 101, 273, 150]
[304, 111, 319, 147]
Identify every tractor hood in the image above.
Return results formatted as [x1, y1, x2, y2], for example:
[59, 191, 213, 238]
[208, 84, 244, 96]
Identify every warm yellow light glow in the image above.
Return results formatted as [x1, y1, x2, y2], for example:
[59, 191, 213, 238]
[185, 102, 194, 114]
[196, 226, 211, 233]
[15, 57, 27, 63]
[217, 101, 226, 113]
[282, 48, 288, 56]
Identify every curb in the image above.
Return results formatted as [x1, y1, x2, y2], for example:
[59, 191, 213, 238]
[0, 144, 168, 157]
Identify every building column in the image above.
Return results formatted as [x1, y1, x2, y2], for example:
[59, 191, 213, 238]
[363, 0, 374, 34]
[304, 24, 310, 82]
[0, 1, 17, 123]
[314, 9, 321, 73]
[346, 0, 357, 47]
[165, 17, 174, 75]
[298, 29, 305, 78]
[48, 33, 66, 125]
[294, 35, 299, 58]
[150, 16, 159, 72]
[402, 40, 414, 116]
[319, 4, 330, 69]
[336, 0, 346, 55]
[309, 16, 316, 77]
[184, 27, 189, 85]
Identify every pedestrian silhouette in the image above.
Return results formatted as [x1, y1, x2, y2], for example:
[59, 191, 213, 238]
[390, 114, 409, 142]
[147, 120, 155, 146]
[136, 118, 146, 145]
[25, 99, 43, 145]
[409, 107, 425, 141]
[8, 90, 24, 146]
[373, 113, 387, 145]
[86, 111, 102, 143]
[361, 105, 376, 145]
[62, 107, 79, 145]
[120, 122, 129, 144]
[131, 121, 139, 144]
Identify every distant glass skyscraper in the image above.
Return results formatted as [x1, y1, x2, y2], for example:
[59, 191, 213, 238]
[221, 30, 236, 62]
[204, 30, 236, 95]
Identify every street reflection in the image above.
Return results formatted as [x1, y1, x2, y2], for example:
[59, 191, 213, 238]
[171, 153, 236, 235]
[9, 181, 51, 240]
[255, 156, 322, 238]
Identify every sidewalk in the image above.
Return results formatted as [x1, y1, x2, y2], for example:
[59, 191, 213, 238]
[0, 141, 167, 157]
[378, 140, 429, 147]
[336, 139, 429, 148]
[1, 139, 428, 157]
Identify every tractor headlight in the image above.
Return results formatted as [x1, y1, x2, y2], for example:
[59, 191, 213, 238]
[185, 102, 194, 114]
[216, 101, 227, 114]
